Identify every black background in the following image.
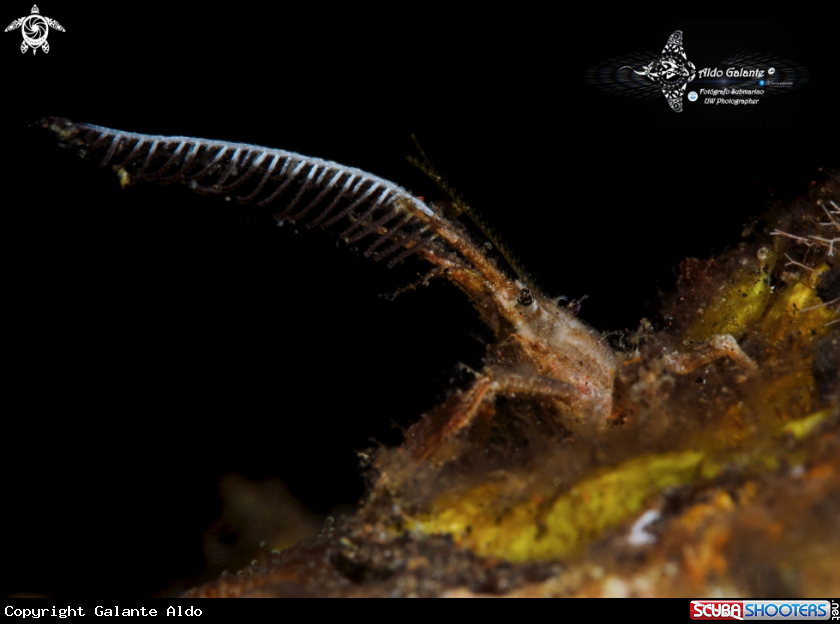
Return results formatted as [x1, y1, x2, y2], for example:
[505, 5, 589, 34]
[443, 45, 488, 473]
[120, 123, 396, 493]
[2, 11, 834, 597]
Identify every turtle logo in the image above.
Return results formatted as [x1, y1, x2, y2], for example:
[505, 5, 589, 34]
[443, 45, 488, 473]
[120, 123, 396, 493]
[5, 5, 65, 55]
[620, 31, 696, 113]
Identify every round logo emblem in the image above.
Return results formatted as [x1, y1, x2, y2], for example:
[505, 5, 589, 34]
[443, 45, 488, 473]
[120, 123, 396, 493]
[21, 14, 48, 49]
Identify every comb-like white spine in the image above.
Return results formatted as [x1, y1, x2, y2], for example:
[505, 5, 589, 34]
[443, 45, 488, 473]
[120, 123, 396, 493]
[57, 120, 435, 218]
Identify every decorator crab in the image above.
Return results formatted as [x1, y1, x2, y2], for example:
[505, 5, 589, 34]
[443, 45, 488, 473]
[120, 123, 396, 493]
[45, 119, 839, 597]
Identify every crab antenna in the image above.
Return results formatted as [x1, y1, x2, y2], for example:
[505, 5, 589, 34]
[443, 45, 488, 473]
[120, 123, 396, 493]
[407, 135, 536, 292]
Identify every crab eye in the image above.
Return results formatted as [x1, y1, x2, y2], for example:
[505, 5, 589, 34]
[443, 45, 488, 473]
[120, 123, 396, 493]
[517, 288, 534, 306]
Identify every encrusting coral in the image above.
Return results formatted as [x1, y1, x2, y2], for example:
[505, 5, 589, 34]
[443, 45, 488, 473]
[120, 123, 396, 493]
[186, 172, 839, 597]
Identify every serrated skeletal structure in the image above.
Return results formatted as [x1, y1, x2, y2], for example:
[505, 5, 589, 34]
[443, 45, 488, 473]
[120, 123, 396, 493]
[44, 118, 758, 461]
